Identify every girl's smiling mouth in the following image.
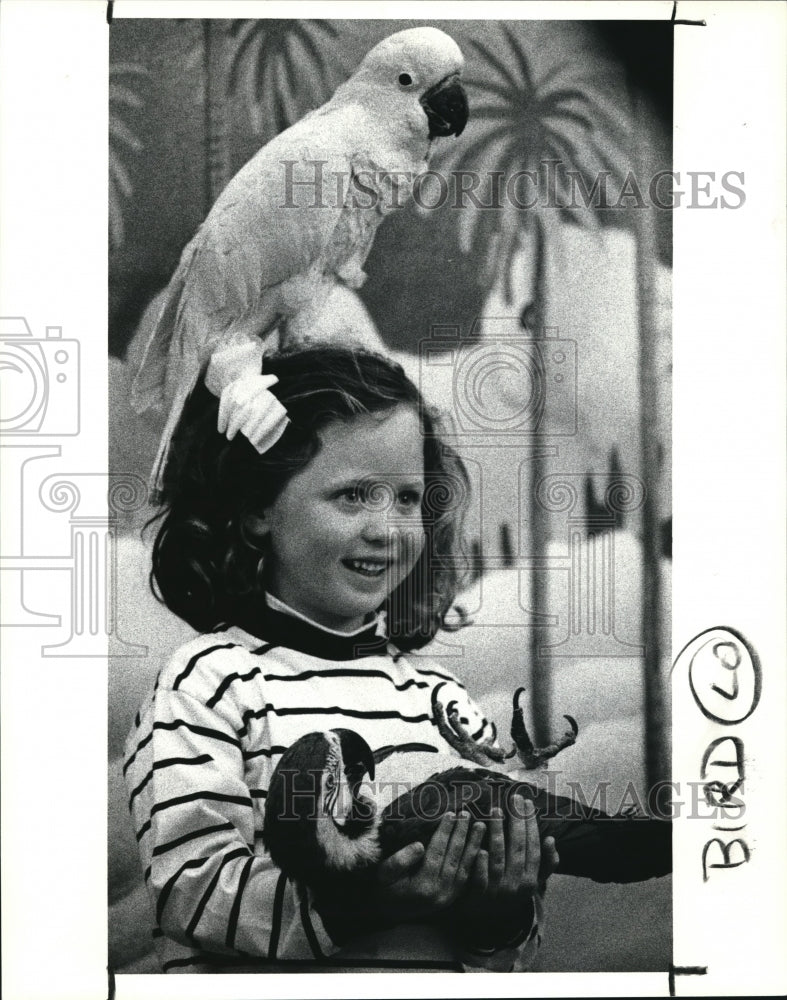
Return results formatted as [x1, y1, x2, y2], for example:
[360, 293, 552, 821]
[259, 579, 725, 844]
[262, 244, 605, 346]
[342, 558, 391, 578]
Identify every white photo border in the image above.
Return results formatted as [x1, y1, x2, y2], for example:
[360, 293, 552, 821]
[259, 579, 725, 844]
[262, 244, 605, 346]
[1, 1, 785, 998]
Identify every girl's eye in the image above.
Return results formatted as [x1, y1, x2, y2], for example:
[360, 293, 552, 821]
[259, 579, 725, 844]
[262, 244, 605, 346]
[338, 487, 363, 504]
[398, 490, 421, 508]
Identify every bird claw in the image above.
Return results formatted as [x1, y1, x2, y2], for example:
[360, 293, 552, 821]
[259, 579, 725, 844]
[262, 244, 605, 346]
[336, 260, 367, 289]
[513, 700, 579, 770]
[432, 683, 579, 771]
[431, 684, 508, 767]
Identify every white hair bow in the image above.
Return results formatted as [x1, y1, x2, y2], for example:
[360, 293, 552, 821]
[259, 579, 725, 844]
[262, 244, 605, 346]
[204, 341, 290, 455]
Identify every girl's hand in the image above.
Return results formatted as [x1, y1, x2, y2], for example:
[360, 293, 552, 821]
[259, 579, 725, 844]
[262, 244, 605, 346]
[375, 811, 485, 924]
[453, 796, 559, 950]
[315, 812, 483, 945]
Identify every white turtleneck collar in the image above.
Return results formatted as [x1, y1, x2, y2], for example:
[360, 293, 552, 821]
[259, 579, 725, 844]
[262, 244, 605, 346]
[265, 592, 388, 639]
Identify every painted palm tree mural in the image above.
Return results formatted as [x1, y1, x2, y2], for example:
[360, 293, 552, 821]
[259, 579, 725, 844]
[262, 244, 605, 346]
[432, 23, 668, 784]
[107, 20, 672, 974]
[107, 17, 670, 784]
[109, 62, 148, 254]
[438, 25, 632, 306]
[226, 19, 344, 140]
[191, 19, 348, 208]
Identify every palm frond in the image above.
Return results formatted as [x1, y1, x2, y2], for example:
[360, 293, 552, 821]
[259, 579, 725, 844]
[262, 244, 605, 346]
[108, 60, 147, 253]
[468, 104, 519, 121]
[227, 21, 261, 92]
[532, 62, 606, 96]
[109, 153, 133, 198]
[108, 175, 125, 251]
[538, 87, 595, 111]
[544, 130, 589, 172]
[110, 118, 143, 152]
[455, 165, 502, 253]
[464, 76, 521, 103]
[109, 83, 144, 109]
[296, 26, 337, 99]
[470, 38, 523, 92]
[109, 62, 149, 77]
[541, 106, 594, 134]
[501, 24, 535, 93]
[251, 34, 278, 104]
[227, 18, 339, 137]
[433, 121, 515, 175]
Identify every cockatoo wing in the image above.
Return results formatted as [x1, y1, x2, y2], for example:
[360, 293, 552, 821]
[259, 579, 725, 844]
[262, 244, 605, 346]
[132, 124, 386, 492]
[128, 24, 470, 491]
[131, 118, 358, 415]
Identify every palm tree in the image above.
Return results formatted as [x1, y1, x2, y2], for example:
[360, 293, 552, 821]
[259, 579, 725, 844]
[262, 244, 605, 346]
[437, 23, 632, 305]
[433, 23, 634, 751]
[109, 62, 148, 253]
[226, 19, 345, 141]
[186, 20, 345, 209]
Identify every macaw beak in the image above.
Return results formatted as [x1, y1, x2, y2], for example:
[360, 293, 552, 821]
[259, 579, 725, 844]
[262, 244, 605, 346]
[420, 74, 469, 138]
[333, 728, 376, 782]
[330, 729, 377, 830]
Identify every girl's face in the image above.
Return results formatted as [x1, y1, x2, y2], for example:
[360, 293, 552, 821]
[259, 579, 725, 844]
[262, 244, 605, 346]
[254, 405, 426, 633]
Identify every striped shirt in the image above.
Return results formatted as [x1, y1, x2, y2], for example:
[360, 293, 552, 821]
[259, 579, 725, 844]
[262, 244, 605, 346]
[124, 600, 542, 972]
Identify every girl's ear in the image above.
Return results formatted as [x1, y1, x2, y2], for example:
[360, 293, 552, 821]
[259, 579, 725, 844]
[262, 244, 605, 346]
[241, 513, 269, 550]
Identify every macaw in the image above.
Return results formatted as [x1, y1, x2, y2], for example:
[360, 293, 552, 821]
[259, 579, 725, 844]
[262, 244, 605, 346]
[262, 689, 671, 908]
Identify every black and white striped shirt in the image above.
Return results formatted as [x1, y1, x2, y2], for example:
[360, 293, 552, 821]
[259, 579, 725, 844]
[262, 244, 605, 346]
[124, 599, 541, 972]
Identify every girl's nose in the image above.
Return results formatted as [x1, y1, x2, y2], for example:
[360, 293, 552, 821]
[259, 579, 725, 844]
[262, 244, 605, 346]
[360, 510, 390, 544]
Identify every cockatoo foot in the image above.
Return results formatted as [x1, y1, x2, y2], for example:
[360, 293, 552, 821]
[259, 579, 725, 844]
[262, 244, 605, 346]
[336, 261, 368, 290]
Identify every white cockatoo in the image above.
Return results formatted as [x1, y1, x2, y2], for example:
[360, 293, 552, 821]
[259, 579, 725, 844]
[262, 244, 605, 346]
[131, 26, 469, 488]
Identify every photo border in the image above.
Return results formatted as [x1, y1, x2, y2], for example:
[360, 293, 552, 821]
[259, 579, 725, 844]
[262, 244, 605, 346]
[1, 2, 784, 998]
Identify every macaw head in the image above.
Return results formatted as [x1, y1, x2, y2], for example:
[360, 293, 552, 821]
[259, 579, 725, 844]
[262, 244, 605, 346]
[263, 729, 381, 885]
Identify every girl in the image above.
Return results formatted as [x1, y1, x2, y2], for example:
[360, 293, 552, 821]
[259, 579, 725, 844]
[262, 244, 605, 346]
[124, 343, 556, 973]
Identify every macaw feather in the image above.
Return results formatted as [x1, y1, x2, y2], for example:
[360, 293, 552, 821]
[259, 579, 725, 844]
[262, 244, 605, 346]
[379, 765, 671, 885]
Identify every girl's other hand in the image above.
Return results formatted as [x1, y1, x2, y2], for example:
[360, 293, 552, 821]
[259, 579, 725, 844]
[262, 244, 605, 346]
[454, 796, 557, 950]
[375, 812, 485, 924]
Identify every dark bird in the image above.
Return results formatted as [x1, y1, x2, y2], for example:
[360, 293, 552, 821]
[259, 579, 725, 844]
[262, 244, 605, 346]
[262, 690, 671, 907]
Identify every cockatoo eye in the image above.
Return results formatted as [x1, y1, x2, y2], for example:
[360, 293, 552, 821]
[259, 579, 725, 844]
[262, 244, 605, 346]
[398, 73, 413, 87]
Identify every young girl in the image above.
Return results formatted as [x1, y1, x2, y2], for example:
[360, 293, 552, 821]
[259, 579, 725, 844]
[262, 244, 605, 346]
[124, 343, 556, 973]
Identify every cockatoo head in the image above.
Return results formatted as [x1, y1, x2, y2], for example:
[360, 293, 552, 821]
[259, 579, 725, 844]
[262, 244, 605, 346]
[336, 27, 469, 142]
[263, 729, 381, 884]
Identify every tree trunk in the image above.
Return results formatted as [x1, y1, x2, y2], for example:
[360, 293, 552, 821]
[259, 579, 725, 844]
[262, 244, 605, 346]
[527, 214, 552, 747]
[202, 20, 231, 211]
[631, 90, 670, 789]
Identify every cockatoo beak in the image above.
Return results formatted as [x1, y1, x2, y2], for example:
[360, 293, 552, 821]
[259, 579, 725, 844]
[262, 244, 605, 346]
[420, 74, 469, 138]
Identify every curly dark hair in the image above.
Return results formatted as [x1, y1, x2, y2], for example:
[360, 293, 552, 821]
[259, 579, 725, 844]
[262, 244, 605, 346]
[149, 345, 471, 651]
